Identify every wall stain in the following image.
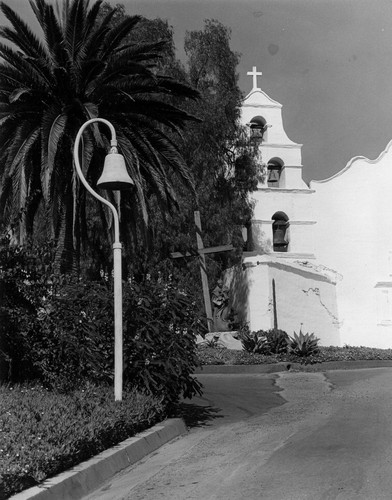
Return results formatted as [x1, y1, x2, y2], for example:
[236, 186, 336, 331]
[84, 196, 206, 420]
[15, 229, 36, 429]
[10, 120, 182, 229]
[302, 287, 341, 325]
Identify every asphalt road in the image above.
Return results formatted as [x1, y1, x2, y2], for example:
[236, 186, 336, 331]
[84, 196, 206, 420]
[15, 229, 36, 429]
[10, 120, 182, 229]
[84, 368, 392, 500]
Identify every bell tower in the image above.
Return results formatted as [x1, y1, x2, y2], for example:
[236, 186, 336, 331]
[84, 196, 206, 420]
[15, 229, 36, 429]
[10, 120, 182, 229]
[242, 66, 307, 190]
[241, 67, 315, 257]
[228, 67, 339, 346]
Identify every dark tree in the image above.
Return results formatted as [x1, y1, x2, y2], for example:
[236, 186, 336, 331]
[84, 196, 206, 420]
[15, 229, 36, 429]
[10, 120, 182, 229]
[0, 0, 199, 273]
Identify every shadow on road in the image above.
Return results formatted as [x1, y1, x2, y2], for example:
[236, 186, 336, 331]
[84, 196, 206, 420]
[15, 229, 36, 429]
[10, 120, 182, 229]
[172, 402, 223, 428]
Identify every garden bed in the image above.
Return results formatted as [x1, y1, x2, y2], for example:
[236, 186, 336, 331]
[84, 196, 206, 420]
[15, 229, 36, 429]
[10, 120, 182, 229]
[196, 345, 392, 366]
[0, 383, 165, 499]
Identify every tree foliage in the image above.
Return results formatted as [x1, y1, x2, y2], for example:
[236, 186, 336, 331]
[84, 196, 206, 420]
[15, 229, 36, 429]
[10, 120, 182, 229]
[144, 20, 261, 296]
[0, 0, 199, 273]
[0, 2, 261, 319]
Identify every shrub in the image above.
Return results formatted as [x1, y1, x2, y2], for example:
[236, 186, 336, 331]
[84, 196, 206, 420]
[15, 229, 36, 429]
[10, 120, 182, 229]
[264, 328, 289, 354]
[123, 273, 203, 403]
[0, 238, 203, 404]
[0, 238, 54, 382]
[0, 382, 165, 499]
[31, 280, 114, 392]
[239, 327, 289, 355]
[289, 330, 320, 357]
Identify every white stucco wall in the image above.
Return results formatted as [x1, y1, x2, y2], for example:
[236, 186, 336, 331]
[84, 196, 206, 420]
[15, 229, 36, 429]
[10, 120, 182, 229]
[311, 141, 392, 348]
[236, 78, 392, 348]
[250, 189, 316, 255]
[238, 257, 340, 345]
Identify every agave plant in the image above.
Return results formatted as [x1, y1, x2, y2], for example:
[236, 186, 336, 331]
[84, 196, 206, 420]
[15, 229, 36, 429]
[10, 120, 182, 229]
[289, 329, 320, 357]
[240, 329, 269, 354]
[0, 0, 199, 272]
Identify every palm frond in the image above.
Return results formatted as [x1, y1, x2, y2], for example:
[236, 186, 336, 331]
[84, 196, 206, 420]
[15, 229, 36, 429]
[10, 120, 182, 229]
[0, 3, 48, 61]
[0, 42, 52, 89]
[0, 0, 200, 272]
[77, 6, 116, 63]
[156, 75, 200, 100]
[64, 0, 88, 62]
[8, 126, 40, 179]
[100, 15, 142, 60]
[38, 1, 68, 68]
[99, 59, 154, 86]
[114, 40, 168, 57]
[47, 113, 67, 172]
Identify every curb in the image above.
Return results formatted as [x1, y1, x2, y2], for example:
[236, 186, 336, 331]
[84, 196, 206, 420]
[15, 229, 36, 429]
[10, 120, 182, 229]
[195, 359, 392, 374]
[10, 418, 187, 500]
[194, 362, 292, 374]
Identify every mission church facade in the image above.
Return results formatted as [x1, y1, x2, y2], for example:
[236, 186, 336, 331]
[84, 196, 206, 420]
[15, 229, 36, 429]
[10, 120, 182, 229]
[229, 67, 392, 348]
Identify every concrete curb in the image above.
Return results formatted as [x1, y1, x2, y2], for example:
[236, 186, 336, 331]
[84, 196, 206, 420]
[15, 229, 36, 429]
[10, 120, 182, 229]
[195, 362, 292, 374]
[10, 418, 187, 500]
[195, 359, 392, 374]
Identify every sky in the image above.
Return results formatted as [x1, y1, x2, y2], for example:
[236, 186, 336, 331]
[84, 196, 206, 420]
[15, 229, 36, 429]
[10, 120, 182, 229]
[2, 0, 392, 182]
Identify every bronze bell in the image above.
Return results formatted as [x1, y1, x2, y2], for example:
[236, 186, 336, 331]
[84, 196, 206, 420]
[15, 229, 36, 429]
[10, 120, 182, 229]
[268, 168, 280, 183]
[250, 126, 264, 139]
[273, 220, 288, 249]
[273, 228, 287, 247]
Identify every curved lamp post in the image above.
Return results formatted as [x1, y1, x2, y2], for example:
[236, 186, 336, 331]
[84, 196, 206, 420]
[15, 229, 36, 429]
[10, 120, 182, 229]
[73, 118, 134, 401]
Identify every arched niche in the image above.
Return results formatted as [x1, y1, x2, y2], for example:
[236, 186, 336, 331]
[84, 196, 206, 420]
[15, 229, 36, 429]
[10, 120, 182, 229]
[248, 115, 267, 142]
[267, 157, 284, 187]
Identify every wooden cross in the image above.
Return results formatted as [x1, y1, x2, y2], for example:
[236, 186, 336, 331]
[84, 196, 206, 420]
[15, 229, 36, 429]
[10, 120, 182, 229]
[170, 211, 233, 332]
[247, 65, 262, 91]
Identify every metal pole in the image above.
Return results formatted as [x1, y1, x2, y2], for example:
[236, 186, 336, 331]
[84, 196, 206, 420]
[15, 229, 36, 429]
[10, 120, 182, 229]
[73, 118, 123, 401]
[113, 242, 123, 401]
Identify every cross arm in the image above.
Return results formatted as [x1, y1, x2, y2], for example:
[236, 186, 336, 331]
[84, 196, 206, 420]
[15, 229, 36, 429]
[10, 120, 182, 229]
[170, 244, 234, 259]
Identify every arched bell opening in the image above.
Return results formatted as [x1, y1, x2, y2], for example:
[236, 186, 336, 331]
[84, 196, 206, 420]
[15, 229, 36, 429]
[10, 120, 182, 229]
[272, 211, 289, 252]
[248, 116, 267, 142]
[267, 158, 283, 188]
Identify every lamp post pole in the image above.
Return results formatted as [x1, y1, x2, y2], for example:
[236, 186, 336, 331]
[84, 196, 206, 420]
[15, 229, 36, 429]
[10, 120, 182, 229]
[73, 118, 124, 401]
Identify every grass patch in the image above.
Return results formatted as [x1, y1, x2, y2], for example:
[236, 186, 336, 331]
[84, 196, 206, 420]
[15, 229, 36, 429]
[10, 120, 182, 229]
[197, 345, 392, 366]
[0, 382, 165, 499]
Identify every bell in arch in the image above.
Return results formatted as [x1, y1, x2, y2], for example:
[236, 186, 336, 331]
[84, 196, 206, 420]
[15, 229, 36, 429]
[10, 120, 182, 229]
[273, 228, 287, 247]
[97, 147, 134, 191]
[268, 168, 280, 184]
[273, 220, 288, 251]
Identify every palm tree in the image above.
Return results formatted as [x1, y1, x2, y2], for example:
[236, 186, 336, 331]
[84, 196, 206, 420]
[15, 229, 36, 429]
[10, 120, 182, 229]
[0, 0, 199, 272]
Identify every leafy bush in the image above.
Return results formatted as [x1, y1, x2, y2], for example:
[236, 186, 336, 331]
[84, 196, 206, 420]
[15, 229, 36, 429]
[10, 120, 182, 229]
[31, 280, 114, 392]
[1, 239, 203, 403]
[123, 273, 203, 403]
[289, 330, 320, 357]
[0, 238, 54, 382]
[264, 329, 289, 354]
[196, 346, 281, 365]
[0, 382, 165, 499]
[0, 238, 114, 389]
[31, 272, 202, 402]
[239, 327, 289, 355]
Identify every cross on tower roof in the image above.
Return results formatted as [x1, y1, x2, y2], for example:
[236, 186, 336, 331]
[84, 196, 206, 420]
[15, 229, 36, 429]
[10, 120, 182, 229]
[247, 66, 262, 91]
